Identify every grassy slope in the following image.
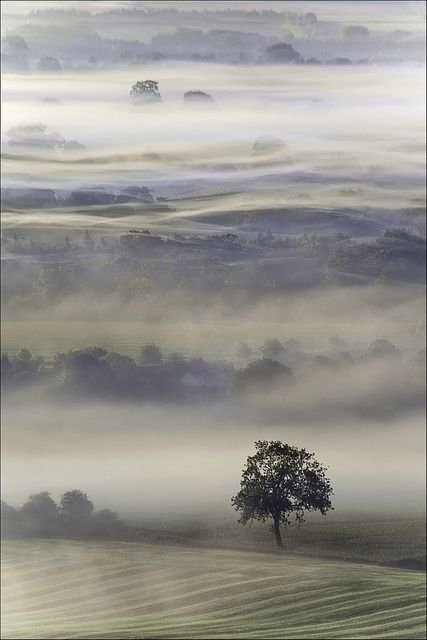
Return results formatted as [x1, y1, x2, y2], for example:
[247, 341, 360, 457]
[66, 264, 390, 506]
[2, 539, 425, 639]
[125, 512, 427, 568]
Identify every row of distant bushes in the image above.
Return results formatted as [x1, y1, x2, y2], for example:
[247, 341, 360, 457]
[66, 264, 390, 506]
[1, 337, 424, 401]
[1, 490, 128, 540]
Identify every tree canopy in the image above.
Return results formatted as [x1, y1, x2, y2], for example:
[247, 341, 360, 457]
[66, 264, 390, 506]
[260, 338, 285, 360]
[232, 440, 333, 548]
[183, 90, 214, 103]
[139, 344, 163, 365]
[60, 490, 94, 534]
[236, 358, 292, 392]
[130, 80, 162, 102]
[263, 43, 301, 64]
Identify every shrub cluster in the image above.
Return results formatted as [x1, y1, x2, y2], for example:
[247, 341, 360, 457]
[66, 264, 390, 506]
[1, 490, 127, 539]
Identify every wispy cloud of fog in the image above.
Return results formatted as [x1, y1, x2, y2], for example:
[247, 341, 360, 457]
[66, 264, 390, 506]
[2, 282, 425, 335]
[3, 67, 424, 143]
[2, 397, 425, 514]
[2, 64, 424, 231]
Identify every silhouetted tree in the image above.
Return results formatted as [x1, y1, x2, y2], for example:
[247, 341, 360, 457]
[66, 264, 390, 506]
[139, 344, 162, 365]
[56, 349, 114, 395]
[12, 349, 43, 374]
[60, 490, 94, 535]
[91, 509, 125, 537]
[232, 441, 333, 548]
[100, 352, 137, 383]
[263, 43, 301, 64]
[236, 359, 292, 391]
[2, 492, 129, 540]
[1, 501, 23, 538]
[9, 349, 44, 384]
[304, 12, 317, 27]
[260, 338, 285, 360]
[21, 492, 60, 537]
[130, 80, 162, 102]
[164, 352, 187, 375]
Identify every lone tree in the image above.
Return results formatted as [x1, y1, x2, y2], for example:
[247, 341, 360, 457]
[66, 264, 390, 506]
[232, 441, 333, 549]
[130, 80, 162, 103]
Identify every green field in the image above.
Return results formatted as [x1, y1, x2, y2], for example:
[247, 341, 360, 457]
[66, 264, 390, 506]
[2, 540, 426, 639]
[125, 512, 427, 568]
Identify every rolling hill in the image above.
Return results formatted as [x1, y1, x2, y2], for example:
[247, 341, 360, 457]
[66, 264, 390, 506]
[2, 539, 425, 639]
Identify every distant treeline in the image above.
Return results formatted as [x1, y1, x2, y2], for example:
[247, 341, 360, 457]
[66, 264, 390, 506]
[4, 5, 424, 69]
[2, 228, 425, 313]
[1, 338, 424, 402]
[1, 490, 129, 540]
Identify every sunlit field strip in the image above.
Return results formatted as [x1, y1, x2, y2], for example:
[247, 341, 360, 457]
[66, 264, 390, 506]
[2, 540, 425, 639]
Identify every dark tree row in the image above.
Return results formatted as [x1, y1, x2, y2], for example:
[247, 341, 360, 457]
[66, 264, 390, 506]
[2, 337, 424, 402]
[1, 490, 127, 539]
[2, 229, 425, 313]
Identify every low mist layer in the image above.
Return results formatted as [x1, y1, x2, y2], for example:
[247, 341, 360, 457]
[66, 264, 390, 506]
[2, 399, 425, 515]
[2, 65, 425, 219]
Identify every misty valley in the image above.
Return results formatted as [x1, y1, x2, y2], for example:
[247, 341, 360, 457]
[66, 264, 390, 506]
[1, 1, 426, 639]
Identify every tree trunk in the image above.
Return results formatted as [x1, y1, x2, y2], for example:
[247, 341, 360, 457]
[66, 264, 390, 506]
[273, 518, 283, 549]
